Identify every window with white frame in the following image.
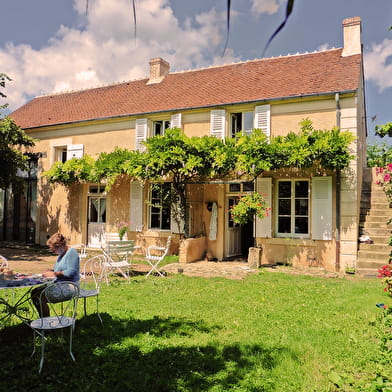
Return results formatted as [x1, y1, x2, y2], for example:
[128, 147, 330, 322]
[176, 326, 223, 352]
[54, 144, 84, 163]
[149, 183, 171, 230]
[54, 146, 67, 163]
[227, 181, 255, 193]
[276, 179, 309, 237]
[230, 112, 254, 137]
[153, 120, 171, 136]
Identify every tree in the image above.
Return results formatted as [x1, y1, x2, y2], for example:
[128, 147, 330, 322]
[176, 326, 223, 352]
[0, 74, 35, 189]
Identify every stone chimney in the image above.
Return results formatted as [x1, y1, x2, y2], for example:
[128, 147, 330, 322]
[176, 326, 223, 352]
[342, 17, 362, 57]
[147, 57, 170, 84]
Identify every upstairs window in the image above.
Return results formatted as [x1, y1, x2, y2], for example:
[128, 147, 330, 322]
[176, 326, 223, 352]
[231, 112, 253, 137]
[55, 146, 67, 163]
[153, 120, 171, 136]
[54, 144, 83, 163]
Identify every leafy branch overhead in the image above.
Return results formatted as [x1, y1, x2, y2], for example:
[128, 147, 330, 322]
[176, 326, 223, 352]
[44, 121, 354, 189]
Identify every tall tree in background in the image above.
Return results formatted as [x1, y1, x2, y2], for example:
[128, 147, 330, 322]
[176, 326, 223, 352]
[0, 74, 35, 189]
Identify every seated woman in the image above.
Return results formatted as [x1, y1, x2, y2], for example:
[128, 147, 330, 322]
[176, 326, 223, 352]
[31, 232, 80, 317]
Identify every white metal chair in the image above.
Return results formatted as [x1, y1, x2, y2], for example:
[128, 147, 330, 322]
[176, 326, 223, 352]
[0, 255, 8, 268]
[69, 244, 87, 259]
[145, 236, 171, 278]
[79, 255, 105, 323]
[30, 281, 79, 373]
[101, 240, 135, 284]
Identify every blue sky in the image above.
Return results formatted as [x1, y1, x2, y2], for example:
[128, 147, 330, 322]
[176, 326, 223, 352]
[1, 0, 391, 144]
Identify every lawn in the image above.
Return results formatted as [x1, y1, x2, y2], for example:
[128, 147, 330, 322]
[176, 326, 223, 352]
[1, 271, 391, 392]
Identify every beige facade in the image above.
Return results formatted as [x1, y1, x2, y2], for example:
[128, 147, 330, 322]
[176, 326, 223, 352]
[23, 90, 365, 271]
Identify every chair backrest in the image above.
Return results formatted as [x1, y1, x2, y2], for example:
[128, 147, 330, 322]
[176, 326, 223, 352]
[0, 255, 8, 269]
[69, 244, 87, 258]
[80, 255, 105, 289]
[37, 282, 79, 326]
[162, 236, 172, 258]
[104, 232, 127, 243]
[104, 240, 135, 263]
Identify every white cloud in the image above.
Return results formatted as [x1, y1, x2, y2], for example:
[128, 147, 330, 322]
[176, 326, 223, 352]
[364, 38, 392, 91]
[0, 0, 236, 111]
[250, 0, 285, 15]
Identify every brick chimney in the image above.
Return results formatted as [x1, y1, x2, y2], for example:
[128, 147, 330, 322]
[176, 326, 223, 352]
[147, 57, 170, 84]
[342, 17, 362, 57]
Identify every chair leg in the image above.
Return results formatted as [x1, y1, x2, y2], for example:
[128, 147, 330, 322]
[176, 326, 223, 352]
[96, 297, 103, 324]
[31, 330, 37, 357]
[38, 332, 46, 374]
[69, 325, 76, 362]
[83, 297, 87, 317]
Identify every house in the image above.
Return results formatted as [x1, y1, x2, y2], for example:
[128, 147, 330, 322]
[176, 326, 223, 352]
[7, 17, 366, 272]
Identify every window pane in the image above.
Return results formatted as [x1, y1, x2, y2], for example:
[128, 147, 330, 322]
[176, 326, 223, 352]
[243, 182, 254, 192]
[295, 181, 308, 197]
[231, 113, 242, 137]
[295, 217, 308, 234]
[295, 199, 308, 216]
[278, 199, 291, 215]
[229, 183, 241, 192]
[151, 214, 160, 228]
[278, 181, 291, 197]
[278, 217, 291, 233]
[89, 198, 98, 222]
[243, 111, 253, 132]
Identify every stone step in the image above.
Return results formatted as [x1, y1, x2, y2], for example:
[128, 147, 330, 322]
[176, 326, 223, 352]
[361, 195, 389, 203]
[358, 236, 390, 245]
[358, 250, 390, 261]
[360, 226, 390, 233]
[358, 243, 390, 251]
[360, 222, 392, 229]
[360, 216, 392, 224]
[356, 268, 381, 277]
[360, 201, 391, 209]
[360, 209, 392, 217]
[357, 260, 388, 270]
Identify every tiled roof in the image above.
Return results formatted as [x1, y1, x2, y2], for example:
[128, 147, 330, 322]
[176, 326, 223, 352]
[11, 49, 362, 129]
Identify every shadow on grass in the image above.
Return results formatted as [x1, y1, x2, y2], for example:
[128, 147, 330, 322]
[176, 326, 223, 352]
[0, 313, 297, 392]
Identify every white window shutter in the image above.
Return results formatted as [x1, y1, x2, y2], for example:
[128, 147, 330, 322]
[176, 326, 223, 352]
[210, 109, 226, 139]
[243, 111, 254, 135]
[170, 113, 182, 129]
[254, 105, 271, 139]
[66, 144, 84, 160]
[130, 181, 143, 231]
[311, 176, 332, 240]
[255, 177, 272, 238]
[171, 198, 184, 234]
[135, 118, 147, 151]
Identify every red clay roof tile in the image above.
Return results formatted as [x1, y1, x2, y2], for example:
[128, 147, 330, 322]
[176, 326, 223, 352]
[10, 49, 362, 129]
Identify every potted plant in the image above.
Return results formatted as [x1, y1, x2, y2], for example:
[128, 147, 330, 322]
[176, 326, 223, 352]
[116, 221, 131, 240]
[230, 192, 270, 225]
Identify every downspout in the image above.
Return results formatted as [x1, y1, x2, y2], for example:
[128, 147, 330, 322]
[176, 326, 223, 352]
[335, 93, 341, 272]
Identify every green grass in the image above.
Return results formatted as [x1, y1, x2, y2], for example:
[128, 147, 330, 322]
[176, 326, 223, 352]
[1, 271, 391, 391]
